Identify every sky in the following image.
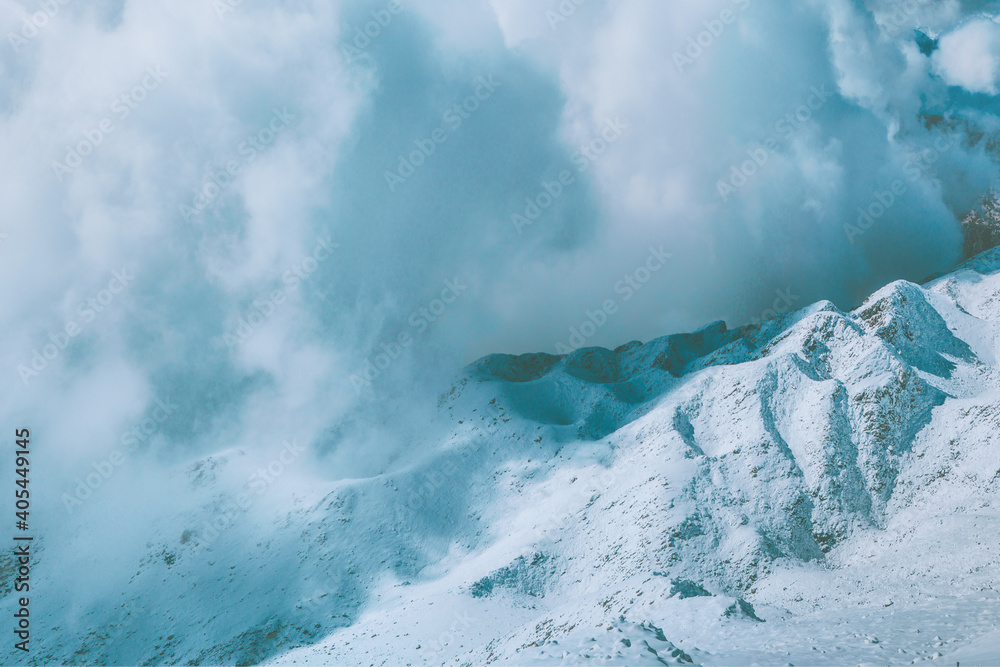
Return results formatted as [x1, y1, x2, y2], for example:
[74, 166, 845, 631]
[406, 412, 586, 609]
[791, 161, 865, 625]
[3, 0, 1000, 511]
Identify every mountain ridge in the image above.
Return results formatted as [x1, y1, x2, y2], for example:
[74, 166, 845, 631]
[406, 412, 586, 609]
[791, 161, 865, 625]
[12, 248, 1000, 666]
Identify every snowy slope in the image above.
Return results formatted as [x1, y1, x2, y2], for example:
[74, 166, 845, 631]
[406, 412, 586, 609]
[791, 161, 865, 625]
[10, 249, 1000, 666]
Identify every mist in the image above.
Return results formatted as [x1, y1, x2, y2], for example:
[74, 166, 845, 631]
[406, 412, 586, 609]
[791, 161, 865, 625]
[2, 0, 1000, 539]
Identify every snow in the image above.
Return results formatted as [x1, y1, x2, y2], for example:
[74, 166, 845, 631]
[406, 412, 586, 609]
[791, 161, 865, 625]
[10, 250, 1000, 665]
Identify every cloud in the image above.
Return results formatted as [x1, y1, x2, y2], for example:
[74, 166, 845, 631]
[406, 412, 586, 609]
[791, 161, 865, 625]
[479, 0, 999, 347]
[0, 0, 1000, 553]
[7, 0, 1000, 658]
[934, 17, 1000, 94]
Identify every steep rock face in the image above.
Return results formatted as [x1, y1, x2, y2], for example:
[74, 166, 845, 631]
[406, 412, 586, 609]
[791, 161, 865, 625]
[855, 280, 975, 377]
[961, 192, 1000, 259]
[407, 251, 1000, 664]
[446, 285, 958, 597]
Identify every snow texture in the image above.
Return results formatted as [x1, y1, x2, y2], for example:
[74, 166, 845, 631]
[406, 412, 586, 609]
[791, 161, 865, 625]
[11, 249, 1000, 665]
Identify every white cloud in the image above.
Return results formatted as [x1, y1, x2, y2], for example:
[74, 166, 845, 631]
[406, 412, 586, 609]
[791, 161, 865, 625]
[934, 17, 1000, 93]
[1, 0, 1000, 550]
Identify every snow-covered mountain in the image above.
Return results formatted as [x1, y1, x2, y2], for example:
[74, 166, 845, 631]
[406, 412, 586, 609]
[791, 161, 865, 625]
[13, 248, 1000, 666]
